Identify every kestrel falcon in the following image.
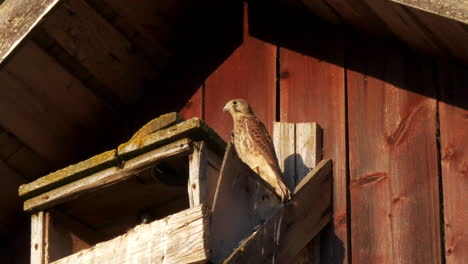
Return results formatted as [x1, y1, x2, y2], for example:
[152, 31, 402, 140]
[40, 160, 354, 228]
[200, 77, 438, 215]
[223, 99, 292, 202]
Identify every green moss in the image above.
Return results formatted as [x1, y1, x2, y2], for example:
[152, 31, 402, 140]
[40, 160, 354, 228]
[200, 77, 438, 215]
[118, 118, 226, 160]
[19, 116, 226, 202]
[18, 150, 119, 199]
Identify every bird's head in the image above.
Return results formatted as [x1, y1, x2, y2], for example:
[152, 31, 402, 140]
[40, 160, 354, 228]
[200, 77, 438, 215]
[223, 99, 254, 116]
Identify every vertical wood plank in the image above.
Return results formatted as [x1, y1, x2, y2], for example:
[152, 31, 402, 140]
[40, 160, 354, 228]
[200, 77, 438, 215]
[294, 122, 323, 264]
[179, 86, 203, 120]
[438, 62, 468, 264]
[31, 211, 46, 264]
[188, 141, 207, 208]
[296, 123, 322, 182]
[280, 39, 346, 264]
[347, 42, 441, 264]
[205, 3, 276, 141]
[273, 122, 296, 190]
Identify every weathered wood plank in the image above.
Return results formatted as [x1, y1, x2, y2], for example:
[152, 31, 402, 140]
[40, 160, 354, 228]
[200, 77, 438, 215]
[295, 123, 322, 182]
[118, 118, 226, 160]
[19, 149, 118, 199]
[292, 123, 323, 264]
[41, 0, 154, 103]
[129, 112, 183, 141]
[438, 62, 468, 264]
[273, 122, 296, 190]
[51, 205, 209, 264]
[389, 0, 468, 24]
[0, 0, 61, 65]
[188, 141, 207, 207]
[211, 143, 281, 263]
[23, 139, 192, 211]
[280, 39, 346, 263]
[31, 211, 46, 264]
[347, 42, 441, 264]
[224, 159, 332, 264]
[205, 4, 276, 141]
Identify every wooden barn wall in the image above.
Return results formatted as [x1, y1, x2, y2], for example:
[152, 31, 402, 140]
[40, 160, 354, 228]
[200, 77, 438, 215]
[178, 4, 468, 264]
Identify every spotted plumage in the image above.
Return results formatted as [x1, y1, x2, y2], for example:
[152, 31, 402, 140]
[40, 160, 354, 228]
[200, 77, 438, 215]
[223, 99, 292, 202]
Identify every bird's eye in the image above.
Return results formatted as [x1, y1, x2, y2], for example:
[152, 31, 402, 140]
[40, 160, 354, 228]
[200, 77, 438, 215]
[232, 101, 237, 106]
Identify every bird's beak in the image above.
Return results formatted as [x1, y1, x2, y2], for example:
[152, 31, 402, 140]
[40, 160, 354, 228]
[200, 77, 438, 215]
[223, 106, 229, 112]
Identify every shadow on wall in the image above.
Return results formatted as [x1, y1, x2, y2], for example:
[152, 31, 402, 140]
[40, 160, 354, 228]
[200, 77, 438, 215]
[285, 153, 345, 264]
[247, 0, 468, 111]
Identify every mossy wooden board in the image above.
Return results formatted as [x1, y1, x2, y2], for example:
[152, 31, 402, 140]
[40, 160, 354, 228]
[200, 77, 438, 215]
[19, 116, 226, 201]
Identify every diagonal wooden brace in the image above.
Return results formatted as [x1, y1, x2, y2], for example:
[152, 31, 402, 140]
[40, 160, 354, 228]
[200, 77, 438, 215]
[223, 159, 332, 264]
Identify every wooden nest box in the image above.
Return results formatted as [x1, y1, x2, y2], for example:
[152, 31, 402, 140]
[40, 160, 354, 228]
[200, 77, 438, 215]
[19, 113, 332, 264]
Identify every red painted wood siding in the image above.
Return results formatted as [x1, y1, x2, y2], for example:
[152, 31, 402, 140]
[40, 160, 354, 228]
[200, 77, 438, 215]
[438, 62, 468, 264]
[347, 43, 441, 264]
[204, 4, 276, 141]
[280, 44, 347, 263]
[176, 4, 468, 264]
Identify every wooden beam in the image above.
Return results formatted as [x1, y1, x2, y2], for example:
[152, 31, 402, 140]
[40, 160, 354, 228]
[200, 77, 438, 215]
[40, 0, 155, 104]
[31, 211, 46, 264]
[0, 0, 61, 65]
[389, 0, 468, 24]
[211, 143, 281, 263]
[224, 159, 332, 264]
[23, 139, 192, 211]
[50, 205, 210, 264]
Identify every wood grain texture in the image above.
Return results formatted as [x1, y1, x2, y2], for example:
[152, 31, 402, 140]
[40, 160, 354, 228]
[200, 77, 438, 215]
[205, 4, 276, 141]
[390, 0, 468, 24]
[24, 139, 192, 211]
[280, 41, 346, 263]
[211, 143, 281, 263]
[50, 205, 209, 264]
[0, 0, 60, 64]
[273, 122, 296, 190]
[188, 142, 207, 207]
[224, 159, 332, 264]
[31, 211, 46, 264]
[438, 62, 468, 264]
[347, 42, 441, 264]
[41, 0, 153, 103]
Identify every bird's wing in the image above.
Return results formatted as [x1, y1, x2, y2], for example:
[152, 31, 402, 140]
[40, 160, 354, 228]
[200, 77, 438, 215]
[244, 116, 281, 174]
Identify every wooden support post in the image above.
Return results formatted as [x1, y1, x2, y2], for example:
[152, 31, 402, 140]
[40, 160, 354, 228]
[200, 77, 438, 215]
[224, 159, 332, 263]
[188, 141, 207, 207]
[211, 143, 281, 263]
[31, 211, 46, 264]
